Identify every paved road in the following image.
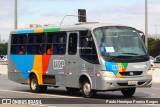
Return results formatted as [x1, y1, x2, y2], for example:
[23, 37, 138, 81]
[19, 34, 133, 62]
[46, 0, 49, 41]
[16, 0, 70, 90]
[0, 75, 160, 107]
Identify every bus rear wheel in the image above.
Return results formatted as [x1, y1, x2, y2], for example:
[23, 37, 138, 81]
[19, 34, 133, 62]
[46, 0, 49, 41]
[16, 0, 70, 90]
[30, 75, 47, 93]
[121, 88, 136, 97]
[82, 81, 96, 98]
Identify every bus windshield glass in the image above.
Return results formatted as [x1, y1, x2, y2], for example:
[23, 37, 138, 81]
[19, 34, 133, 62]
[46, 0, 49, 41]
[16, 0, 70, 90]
[94, 26, 148, 61]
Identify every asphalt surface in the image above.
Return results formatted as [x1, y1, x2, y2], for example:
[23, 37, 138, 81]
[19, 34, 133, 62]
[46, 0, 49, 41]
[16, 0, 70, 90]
[0, 75, 160, 107]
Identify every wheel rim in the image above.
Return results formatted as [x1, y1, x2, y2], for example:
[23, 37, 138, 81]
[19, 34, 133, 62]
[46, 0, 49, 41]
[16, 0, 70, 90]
[83, 83, 91, 95]
[31, 78, 37, 90]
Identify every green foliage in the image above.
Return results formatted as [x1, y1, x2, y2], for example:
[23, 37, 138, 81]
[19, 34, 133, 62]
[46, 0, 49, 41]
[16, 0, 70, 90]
[148, 38, 160, 57]
[0, 43, 8, 55]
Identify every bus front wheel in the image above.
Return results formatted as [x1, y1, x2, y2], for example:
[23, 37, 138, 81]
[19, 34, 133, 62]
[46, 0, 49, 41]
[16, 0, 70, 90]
[30, 75, 47, 93]
[121, 88, 136, 97]
[82, 81, 96, 98]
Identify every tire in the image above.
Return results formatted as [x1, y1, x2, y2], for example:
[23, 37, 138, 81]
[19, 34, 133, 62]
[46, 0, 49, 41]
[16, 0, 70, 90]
[121, 88, 136, 97]
[66, 87, 80, 94]
[82, 81, 96, 98]
[40, 85, 47, 93]
[30, 75, 47, 93]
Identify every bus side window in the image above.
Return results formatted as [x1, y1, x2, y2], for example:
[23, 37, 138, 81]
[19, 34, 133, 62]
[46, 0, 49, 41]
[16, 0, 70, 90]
[68, 33, 78, 55]
[79, 31, 99, 64]
[56, 33, 67, 54]
[27, 33, 46, 55]
[46, 32, 67, 55]
[11, 34, 27, 55]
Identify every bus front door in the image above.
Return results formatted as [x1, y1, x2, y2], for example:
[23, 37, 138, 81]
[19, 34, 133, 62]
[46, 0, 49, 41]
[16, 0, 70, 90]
[66, 32, 79, 87]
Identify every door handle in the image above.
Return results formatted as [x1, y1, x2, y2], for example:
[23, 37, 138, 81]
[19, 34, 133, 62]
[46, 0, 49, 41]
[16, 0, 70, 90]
[68, 62, 71, 63]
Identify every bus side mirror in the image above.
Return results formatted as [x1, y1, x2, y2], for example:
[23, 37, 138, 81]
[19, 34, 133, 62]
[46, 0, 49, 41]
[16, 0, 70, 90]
[137, 30, 145, 43]
[141, 35, 145, 42]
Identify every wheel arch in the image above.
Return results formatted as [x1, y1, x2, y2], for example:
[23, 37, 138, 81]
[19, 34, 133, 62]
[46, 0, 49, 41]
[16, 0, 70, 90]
[79, 73, 93, 89]
[28, 70, 42, 85]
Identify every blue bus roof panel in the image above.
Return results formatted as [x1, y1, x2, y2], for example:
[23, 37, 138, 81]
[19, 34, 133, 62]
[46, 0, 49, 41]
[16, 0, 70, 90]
[17, 29, 34, 34]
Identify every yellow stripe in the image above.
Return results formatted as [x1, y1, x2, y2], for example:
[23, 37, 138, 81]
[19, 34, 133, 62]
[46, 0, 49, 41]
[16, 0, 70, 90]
[31, 55, 43, 85]
[34, 29, 43, 33]
[116, 73, 122, 78]
[116, 63, 122, 78]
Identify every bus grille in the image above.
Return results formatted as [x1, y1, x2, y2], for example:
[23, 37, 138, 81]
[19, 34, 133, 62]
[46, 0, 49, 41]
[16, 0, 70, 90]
[120, 71, 143, 76]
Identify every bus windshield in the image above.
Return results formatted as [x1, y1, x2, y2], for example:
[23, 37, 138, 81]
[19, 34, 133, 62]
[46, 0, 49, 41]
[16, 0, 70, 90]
[94, 26, 149, 62]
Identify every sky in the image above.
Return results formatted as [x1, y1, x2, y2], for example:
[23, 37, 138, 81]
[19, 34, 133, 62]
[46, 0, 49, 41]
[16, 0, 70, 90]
[0, 0, 159, 41]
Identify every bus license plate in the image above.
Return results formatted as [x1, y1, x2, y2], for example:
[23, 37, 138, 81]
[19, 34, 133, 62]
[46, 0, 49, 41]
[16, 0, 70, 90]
[128, 81, 138, 85]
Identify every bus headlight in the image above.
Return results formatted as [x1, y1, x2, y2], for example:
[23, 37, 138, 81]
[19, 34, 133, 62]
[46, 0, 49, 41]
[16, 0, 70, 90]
[100, 71, 116, 78]
[146, 69, 154, 75]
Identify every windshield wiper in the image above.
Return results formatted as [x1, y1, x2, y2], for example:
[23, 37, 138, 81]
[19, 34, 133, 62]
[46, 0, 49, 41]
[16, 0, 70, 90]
[108, 55, 128, 61]
[120, 53, 141, 56]
[121, 53, 149, 59]
[108, 53, 141, 61]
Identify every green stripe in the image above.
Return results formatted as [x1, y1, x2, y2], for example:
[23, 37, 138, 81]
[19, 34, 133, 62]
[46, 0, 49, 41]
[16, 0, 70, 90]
[122, 63, 128, 68]
[44, 28, 60, 32]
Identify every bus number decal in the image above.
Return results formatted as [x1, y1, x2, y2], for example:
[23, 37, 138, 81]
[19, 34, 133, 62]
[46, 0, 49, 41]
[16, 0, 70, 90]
[53, 60, 65, 69]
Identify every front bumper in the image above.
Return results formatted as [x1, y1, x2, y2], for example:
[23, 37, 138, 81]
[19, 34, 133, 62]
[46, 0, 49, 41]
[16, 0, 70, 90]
[95, 75, 152, 91]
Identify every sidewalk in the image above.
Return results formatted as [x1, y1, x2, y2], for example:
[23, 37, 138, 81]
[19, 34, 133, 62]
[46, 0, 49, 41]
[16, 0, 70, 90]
[0, 65, 7, 75]
[152, 68, 160, 83]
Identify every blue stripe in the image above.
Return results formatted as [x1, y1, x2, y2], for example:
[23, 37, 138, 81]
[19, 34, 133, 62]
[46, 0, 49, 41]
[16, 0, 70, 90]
[17, 29, 34, 34]
[105, 61, 118, 75]
[10, 55, 34, 79]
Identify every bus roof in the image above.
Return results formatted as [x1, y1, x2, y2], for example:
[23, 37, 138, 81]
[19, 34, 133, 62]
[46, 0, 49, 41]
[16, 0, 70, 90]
[10, 23, 135, 34]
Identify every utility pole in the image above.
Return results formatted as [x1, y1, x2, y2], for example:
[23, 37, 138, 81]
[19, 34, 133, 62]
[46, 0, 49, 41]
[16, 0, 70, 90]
[0, 34, 1, 43]
[155, 24, 157, 35]
[14, 0, 17, 29]
[145, 0, 148, 48]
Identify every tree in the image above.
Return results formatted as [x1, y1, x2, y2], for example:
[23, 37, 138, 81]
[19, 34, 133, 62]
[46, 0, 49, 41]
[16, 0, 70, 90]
[148, 38, 160, 57]
[0, 43, 8, 55]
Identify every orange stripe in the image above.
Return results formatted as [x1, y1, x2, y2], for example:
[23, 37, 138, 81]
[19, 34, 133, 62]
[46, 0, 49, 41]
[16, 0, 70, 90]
[34, 29, 43, 33]
[116, 63, 122, 78]
[32, 55, 43, 85]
